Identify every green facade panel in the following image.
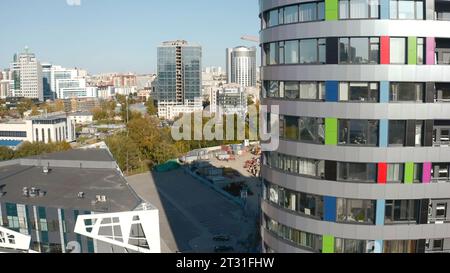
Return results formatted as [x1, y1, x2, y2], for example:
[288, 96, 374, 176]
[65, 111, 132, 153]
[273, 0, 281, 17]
[408, 37, 417, 65]
[322, 235, 335, 253]
[325, 0, 338, 21]
[325, 118, 338, 145]
[404, 162, 414, 184]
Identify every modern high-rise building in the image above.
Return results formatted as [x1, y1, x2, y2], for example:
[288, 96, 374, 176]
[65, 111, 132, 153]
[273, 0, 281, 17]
[226, 46, 257, 87]
[156, 40, 203, 120]
[260, 0, 450, 253]
[10, 48, 43, 101]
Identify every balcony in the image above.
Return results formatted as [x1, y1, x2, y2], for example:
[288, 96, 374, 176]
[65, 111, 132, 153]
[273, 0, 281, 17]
[435, 83, 450, 102]
[433, 120, 450, 146]
[436, 0, 450, 20]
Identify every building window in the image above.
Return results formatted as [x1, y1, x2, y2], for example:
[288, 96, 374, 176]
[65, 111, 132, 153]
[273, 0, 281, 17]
[337, 198, 376, 224]
[284, 5, 299, 24]
[414, 163, 423, 183]
[265, 152, 325, 178]
[300, 39, 318, 64]
[284, 82, 300, 99]
[265, 43, 278, 65]
[0, 131, 27, 138]
[390, 38, 407, 64]
[339, 119, 379, 146]
[416, 121, 423, 146]
[39, 219, 48, 232]
[339, 37, 379, 64]
[385, 200, 420, 224]
[339, 82, 379, 102]
[339, 0, 380, 19]
[432, 164, 450, 182]
[417, 38, 425, 65]
[388, 120, 406, 146]
[387, 164, 404, 183]
[390, 83, 424, 102]
[338, 162, 377, 182]
[336, 238, 374, 253]
[390, 0, 423, 19]
[266, 81, 279, 98]
[285, 40, 299, 64]
[299, 117, 325, 144]
[384, 240, 417, 253]
[267, 9, 279, 27]
[300, 82, 326, 100]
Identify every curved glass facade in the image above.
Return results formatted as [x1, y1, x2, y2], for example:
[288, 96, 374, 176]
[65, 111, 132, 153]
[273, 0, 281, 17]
[260, 0, 450, 253]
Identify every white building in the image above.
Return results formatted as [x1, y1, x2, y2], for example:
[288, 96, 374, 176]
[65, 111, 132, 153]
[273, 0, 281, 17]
[97, 86, 115, 99]
[0, 80, 13, 99]
[157, 100, 203, 120]
[68, 112, 94, 125]
[211, 83, 247, 116]
[10, 48, 44, 101]
[226, 46, 257, 88]
[0, 112, 76, 144]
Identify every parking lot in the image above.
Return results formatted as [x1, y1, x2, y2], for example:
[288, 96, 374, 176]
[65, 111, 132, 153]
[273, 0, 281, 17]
[127, 168, 258, 253]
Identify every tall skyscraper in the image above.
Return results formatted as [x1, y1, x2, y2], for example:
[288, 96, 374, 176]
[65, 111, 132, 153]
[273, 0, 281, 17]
[156, 40, 203, 120]
[10, 47, 43, 101]
[260, 0, 450, 253]
[226, 46, 257, 87]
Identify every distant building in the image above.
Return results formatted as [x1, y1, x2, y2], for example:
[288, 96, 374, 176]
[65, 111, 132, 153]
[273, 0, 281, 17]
[226, 46, 257, 88]
[210, 83, 247, 116]
[10, 47, 44, 101]
[0, 112, 76, 144]
[156, 40, 203, 120]
[41, 63, 53, 100]
[0, 149, 160, 253]
[68, 112, 94, 125]
[112, 74, 137, 88]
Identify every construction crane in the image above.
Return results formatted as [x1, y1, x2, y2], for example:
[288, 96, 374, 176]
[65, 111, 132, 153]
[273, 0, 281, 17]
[241, 35, 259, 43]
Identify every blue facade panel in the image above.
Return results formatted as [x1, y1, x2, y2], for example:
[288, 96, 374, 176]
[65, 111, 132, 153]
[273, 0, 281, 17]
[376, 199, 386, 225]
[324, 196, 337, 222]
[380, 81, 390, 103]
[379, 120, 389, 147]
[326, 81, 339, 102]
[380, 0, 390, 19]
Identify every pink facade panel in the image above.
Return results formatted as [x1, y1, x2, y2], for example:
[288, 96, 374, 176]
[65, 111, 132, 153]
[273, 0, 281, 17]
[426, 37, 435, 65]
[423, 162, 432, 184]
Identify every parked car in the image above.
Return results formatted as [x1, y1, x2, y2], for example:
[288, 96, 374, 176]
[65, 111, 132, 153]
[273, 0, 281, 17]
[213, 235, 231, 241]
[214, 245, 234, 253]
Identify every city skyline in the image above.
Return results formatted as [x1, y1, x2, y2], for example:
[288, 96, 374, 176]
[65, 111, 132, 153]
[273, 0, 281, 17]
[0, 0, 259, 74]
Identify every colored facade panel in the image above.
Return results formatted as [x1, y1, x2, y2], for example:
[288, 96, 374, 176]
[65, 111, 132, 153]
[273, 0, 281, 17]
[423, 162, 432, 183]
[404, 162, 414, 184]
[380, 0, 390, 19]
[378, 163, 387, 184]
[322, 235, 335, 253]
[379, 120, 388, 147]
[376, 200, 386, 225]
[325, 118, 338, 145]
[380, 81, 390, 103]
[325, 81, 339, 102]
[426, 37, 435, 65]
[325, 0, 338, 21]
[380, 36, 390, 64]
[408, 37, 417, 65]
[324, 196, 337, 222]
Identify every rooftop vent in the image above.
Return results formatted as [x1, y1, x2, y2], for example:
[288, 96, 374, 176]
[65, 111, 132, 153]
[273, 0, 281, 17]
[78, 192, 85, 199]
[22, 187, 29, 197]
[96, 195, 107, 203]
[42, 166, 50, 174]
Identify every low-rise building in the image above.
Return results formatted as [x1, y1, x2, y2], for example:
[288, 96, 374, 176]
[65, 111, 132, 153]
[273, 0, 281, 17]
[69, 112, 94, 125]
[0, 112, 76, 144]
[0, 149, 161, 253]
[211, 83, 247, 116]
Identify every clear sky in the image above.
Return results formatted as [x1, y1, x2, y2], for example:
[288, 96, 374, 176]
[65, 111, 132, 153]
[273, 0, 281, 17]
[0, 0, 260, 74]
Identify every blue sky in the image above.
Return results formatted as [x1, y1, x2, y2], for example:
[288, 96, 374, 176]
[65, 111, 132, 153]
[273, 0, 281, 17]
[0, 0, 260, 74]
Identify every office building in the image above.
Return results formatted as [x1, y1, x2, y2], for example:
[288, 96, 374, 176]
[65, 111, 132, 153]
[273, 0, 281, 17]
[210, 83, 247, 116]
[0, 149, 161, 253]
[0, 112, 76, 145]
[260, 0, 450, 253]
[226, 46, 257, 87]
[10, 48, 44, 101]
[156, 40, 203, 120]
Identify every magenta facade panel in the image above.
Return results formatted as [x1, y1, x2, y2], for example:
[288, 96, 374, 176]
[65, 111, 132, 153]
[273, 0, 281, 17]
[426, 37, 436, 65]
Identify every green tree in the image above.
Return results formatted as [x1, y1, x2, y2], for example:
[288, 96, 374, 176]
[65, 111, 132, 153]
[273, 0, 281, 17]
[0, 147, 14, 161]
[17, 98, 34, 117]
[145, 97, 157, 115]
[105, 133, 143, 174]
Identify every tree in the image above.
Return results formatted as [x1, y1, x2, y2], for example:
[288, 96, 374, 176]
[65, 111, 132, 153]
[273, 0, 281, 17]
[14, 141, 72, 159]
[17, 98, 34, 117]
[92, 107, 108, 121]
[105, 133, 143, 173]
[30, 106, 40, 116]
[54, 100, 65, 112]
[145, 97, 157, 116]
[0, 147, 14, 161]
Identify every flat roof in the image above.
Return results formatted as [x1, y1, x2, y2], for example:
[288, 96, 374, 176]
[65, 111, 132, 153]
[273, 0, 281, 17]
[25, 149, 114, 162]
[0, 164, 141, 212]
[0, 149, 142, 212]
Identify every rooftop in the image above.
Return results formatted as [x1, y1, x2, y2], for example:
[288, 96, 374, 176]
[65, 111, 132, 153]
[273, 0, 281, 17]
[25, 149, 114, 162]
[0, 149, 142, 212]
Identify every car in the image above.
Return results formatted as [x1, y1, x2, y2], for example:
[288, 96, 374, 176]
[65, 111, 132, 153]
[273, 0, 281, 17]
[214, 245, 234, 253]
[213, 235, 231, 241]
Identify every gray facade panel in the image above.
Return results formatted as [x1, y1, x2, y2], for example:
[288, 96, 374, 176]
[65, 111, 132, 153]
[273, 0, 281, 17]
[262, 201, 450, 240]
[261, 20, 450, 42]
